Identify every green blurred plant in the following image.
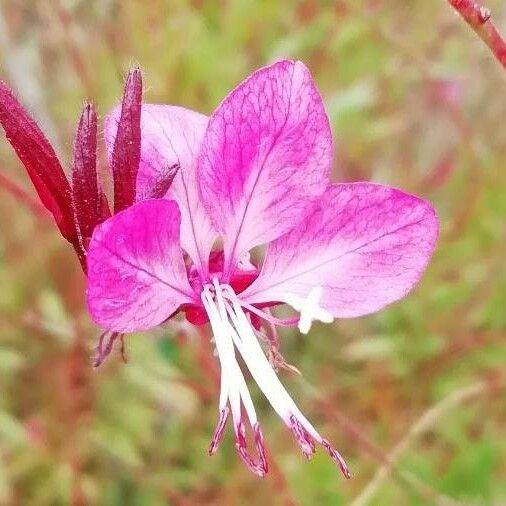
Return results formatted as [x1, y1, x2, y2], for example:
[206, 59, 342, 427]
[1, 1, 506, 505]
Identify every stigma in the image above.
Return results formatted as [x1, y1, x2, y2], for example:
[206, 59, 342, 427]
[284, 286, 334, 334]
[200, 279, 350, 479]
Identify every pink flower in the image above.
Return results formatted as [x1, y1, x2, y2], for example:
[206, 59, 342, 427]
[1, 59, 438, 479]
[65, 60, 441, 478]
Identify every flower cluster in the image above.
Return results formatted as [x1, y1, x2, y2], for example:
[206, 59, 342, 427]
[0, 60, 438, 478]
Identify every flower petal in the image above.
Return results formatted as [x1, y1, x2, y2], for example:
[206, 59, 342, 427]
[241, 183, 438, 318]
[197, 60, 332, 278]
[86, 199, 195, 333]
[105, 104, 215, 275]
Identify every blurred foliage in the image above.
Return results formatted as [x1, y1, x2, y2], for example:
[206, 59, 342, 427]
[1, 0, 506, 505]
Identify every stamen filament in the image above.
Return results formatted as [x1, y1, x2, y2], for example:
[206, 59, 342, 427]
[201, 281, 350, 479]
[202, 288, 256, 424]
[201, 284, 267, 476]
[206, 285, 257, 423]
[221, 284, 299, 327]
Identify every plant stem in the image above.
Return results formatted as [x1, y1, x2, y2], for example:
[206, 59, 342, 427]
[350, 375, 504, 506]
[447, 0, 506, 69]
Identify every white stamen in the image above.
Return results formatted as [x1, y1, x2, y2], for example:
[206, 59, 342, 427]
[283, 286, 334, 334]
[202, 287, 257, 425]
[221, 284, 299, 327]
[201, 281, 350, 479]
[224, 296, 321, 440]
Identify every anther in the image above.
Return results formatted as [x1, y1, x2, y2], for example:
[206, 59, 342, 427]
[321, 439, 352, 479]
[208, 406, 230, 456]
[289, 414, 316, 459]
[235, 420, 268, 477]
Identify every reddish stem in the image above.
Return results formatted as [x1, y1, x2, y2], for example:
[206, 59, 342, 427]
[0, 172, 49, 218]
[448, 0, 506, 69]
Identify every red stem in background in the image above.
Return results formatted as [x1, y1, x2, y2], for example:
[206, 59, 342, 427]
[447, 0, 506, 69]
[0, 171, 49, 218]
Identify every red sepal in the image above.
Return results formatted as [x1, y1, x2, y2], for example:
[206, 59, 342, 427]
[111, 67, 142, 212]
[72, 102, 110, 244]
[0, 81, 78, 248]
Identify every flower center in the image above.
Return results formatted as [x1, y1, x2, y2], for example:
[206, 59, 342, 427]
[200, 278, 350, 478]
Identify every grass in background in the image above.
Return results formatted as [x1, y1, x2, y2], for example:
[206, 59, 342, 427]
[1, 1, 506, 504]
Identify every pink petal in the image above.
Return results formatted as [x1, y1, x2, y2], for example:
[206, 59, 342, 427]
[197, 60, 332, 278]
[241, 183, 438, 318]
[86, 199, 196, 333]
[111, 67, 142, 213]
[105, 104, 215, 275]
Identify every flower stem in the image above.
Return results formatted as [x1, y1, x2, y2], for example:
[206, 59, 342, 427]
[447, 0, 506, 69]
[350, 376, 504, 506]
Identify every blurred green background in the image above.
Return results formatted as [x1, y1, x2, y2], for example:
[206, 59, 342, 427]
[1, 1, 506, 505]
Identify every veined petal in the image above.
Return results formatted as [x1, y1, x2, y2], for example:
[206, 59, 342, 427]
[197, 60, 332, 278]
[241, 183, 438, 318]
[105, 104, 215, 276]
[0, 81, 78, 247]
[86, 199, 195, 333]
